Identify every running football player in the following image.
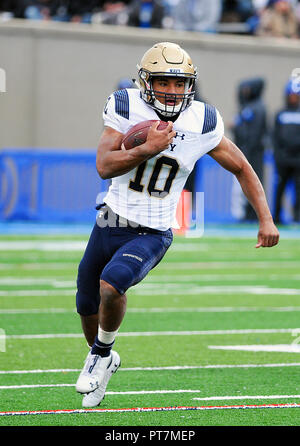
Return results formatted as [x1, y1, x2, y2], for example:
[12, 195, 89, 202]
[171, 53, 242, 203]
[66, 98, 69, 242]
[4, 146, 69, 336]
[75, 42, 279, 407]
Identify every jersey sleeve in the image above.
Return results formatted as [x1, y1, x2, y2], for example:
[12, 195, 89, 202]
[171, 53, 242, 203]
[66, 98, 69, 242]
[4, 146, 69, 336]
[102, 89, 130, 134]
[200, 104, 224, 153]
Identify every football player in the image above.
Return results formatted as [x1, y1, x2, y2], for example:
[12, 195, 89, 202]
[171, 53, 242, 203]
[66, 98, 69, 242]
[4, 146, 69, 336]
[75, 42, 279, 407]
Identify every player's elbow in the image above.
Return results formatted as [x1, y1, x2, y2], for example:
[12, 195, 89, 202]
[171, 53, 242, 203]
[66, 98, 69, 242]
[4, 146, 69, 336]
[98, 166, 111, 180]
[96, 150, 113, 179]
[232, 159, 245, 177]
[235, 158, 254, 180]
[98, 170, 109, 180]
[96, 160, 111, 180]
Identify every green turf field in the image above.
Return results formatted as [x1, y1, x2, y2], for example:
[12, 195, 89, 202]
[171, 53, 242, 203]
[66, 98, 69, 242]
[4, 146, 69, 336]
[0, 232, 300, 426]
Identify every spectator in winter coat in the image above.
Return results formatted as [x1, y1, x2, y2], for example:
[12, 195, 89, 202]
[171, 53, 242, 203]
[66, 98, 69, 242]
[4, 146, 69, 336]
[127, 0, 164, 28]
[256, 0, 299, 39]
[232, 77, 267, 221]
[171, 0, 222, 33]
[273, 78, 300, 223]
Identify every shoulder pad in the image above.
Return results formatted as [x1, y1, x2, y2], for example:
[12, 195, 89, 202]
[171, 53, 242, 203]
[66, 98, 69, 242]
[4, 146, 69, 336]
[114, 89, 130, 120]
[202, 103, 217, 134]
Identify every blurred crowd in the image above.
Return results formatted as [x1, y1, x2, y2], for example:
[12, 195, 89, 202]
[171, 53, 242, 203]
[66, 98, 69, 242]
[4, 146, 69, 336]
[0, 0, 300, 38]
[231, 74, 300, 224]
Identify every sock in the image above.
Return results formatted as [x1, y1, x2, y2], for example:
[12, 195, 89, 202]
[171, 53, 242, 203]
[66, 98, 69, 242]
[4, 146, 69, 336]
[91, 337, 114, 357]
[91, 328, 118, 357]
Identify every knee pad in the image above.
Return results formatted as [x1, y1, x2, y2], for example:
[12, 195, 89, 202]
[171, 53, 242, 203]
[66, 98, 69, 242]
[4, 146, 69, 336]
[101, 262, 135, 296]
[76, 291, 100, 316]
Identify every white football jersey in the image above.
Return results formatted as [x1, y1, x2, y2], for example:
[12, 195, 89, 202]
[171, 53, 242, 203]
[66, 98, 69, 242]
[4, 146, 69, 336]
[102, 88, 224, 231]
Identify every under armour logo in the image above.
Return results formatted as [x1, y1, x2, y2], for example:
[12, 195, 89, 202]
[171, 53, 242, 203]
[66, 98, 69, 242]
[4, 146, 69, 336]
[174, 132, 185, 141]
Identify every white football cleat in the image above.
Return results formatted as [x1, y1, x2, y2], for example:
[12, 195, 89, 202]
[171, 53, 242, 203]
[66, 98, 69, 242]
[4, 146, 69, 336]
[75, 350, 120, 394]
[81, 350, 121, 407]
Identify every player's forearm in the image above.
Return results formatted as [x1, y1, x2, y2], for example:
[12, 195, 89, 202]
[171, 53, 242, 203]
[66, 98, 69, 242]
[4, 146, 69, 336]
[97, 145, 151, 179]
[235, 163, 273, 224]
[97, 123, 174, 179]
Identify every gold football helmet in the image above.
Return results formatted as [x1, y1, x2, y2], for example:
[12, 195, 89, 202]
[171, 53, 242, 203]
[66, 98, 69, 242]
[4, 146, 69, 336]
[136, 42, 197, 117]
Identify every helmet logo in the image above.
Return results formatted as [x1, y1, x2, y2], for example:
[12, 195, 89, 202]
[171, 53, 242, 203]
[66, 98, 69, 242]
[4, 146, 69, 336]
[167, 68, 183, 74]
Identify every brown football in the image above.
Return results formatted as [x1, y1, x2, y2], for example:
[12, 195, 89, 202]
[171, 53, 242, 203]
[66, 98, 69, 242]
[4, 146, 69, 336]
[121, 120, 168, 150]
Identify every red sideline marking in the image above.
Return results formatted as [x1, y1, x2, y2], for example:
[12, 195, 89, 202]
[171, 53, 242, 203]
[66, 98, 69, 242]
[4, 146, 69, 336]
[1, 403, 300, 416]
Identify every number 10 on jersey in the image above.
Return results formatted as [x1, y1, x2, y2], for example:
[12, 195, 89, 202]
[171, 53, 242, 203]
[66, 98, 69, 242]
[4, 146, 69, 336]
[129, 155, 179, 198]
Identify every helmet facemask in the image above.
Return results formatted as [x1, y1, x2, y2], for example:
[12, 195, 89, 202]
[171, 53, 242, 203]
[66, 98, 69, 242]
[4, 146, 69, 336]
[138, 70, 196, 117]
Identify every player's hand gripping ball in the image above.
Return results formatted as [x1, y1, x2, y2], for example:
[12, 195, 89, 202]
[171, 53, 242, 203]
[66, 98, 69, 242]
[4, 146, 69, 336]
[121, 120, 168, 150]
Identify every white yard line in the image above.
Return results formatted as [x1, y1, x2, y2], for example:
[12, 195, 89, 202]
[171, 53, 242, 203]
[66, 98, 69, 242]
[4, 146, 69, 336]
[0, 241, 223, 252]
[1, 275, 300, 286]
[0, 239, 298, 255]
[1, 362, 300, 375]
[0, 278, 75, 287]
[209, 344, 300, 353]
[0, 241, 244, 252]
[0, 308, 76, 314]
[159, 261, 300, 269]
[131, 285, 300, 296]
[1, 261, 300, 270]
[1, 285, 300, 297]
[0, 263, 77, 270]
[0, 241, 87, 251]
[127, 306, 300, 313]
[193, 394, 300, 401]
[3, 328, 300, 340]
[2, 306, 300, 315]
[0, 384, 201, 394]
[0, 290, 76, 297]
[147, 274, 300, 281]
